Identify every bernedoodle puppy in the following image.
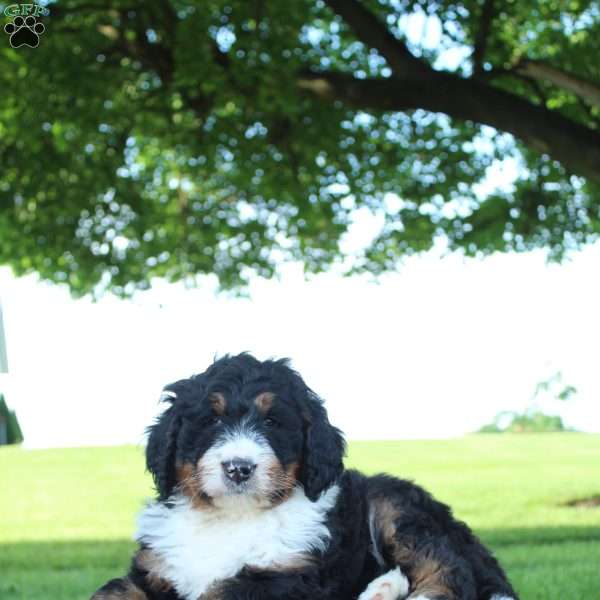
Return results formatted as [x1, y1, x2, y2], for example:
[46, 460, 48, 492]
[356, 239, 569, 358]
[91, 353, 518, 600]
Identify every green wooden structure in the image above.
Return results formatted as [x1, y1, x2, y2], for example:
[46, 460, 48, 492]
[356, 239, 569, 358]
[0, 394, 23, 445]
[0, 303, 23, 445]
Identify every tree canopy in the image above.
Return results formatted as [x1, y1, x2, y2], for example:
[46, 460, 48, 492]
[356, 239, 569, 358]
[1, 0, 599, 296]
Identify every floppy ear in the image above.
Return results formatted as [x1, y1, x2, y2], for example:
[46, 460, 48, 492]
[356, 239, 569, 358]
[300, 392, 346, 501]
[146, 393, 182, 501]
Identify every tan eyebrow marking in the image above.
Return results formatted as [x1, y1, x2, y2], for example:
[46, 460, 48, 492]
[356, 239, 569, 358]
[254, 391, 275, 414]
[208, 392, 226, 415]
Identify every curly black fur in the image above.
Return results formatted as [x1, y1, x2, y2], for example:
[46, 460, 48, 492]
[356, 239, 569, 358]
[91, 353, 518, 600]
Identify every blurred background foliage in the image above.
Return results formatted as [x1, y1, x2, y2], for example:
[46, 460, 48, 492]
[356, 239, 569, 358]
[479, 371, 579, 433]
[0, 0, 599, 296]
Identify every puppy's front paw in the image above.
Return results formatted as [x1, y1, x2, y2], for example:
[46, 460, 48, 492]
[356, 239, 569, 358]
[91, 577, 148, 599]
[358, 567, 410, 600]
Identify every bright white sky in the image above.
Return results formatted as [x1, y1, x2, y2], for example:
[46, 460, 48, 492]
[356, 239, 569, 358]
[1, 236, 599, 449]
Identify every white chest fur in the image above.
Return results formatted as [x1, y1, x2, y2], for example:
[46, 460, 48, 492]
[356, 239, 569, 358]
[135, 486, 339, 600]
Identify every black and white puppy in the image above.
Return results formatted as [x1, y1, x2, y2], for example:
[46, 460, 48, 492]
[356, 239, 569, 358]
[91, 354, 518, 600]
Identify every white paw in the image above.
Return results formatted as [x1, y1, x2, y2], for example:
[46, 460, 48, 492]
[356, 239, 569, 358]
[490, 596, 515, 600]
[408, 596, 432, 600]
[358, 567, 410, 600]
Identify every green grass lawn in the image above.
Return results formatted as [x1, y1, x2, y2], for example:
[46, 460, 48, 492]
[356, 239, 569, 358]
[1, 434, 599, 599]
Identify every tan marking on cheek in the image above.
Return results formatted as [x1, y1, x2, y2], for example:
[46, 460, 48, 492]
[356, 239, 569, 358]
[175, 461, 212, 508]
[265, 459, 299, 505]
[209, 392, 226, 415]
[134, 549, 173, 593]
[254, 391, 275, 414]
[285, 461, 300, 482]
[176, 462, 197, 492]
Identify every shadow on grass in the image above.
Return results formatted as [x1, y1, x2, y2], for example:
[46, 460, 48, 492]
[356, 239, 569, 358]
[482, 526, 600, 600]
[478, 523, 600, 547]
[1, 539, 135, 600]
[2, 527, 600, 600]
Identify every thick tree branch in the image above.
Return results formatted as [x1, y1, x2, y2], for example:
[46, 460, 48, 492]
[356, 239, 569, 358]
[322, 0, 429, 77]
[472, 0, 495, 76]
[516, 60, 600, 108]
[304, 1, 600, 184]
[298, 70, 600, 185]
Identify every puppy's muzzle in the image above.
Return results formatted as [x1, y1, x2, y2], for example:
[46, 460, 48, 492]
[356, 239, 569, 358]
[221, 458, 257, 484]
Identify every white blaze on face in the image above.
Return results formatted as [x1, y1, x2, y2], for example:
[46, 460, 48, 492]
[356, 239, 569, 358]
[198, 426, 276, 499]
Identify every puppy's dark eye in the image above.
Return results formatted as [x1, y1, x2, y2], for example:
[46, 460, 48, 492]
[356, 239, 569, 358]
[263, 417, 278, 427]
[204, 416, 222, 426]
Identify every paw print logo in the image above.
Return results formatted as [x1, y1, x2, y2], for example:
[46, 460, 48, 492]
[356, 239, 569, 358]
[4, 15, 45, 48]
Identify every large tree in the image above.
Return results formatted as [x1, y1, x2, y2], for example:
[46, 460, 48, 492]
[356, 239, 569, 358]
[1, 0, 599, 296]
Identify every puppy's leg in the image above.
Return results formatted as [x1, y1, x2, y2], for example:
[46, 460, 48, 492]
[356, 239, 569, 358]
[201, 567, 331, 600]
[403, 551, 475, 600]
[90, 577, 148, 599]
[368, 497, 477, 600]
[464, 540, 519, 600]
[358, 567, 410, 600]
[91, 548, 174, 600]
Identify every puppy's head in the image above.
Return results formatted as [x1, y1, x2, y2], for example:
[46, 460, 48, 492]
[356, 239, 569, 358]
[146, 354, 345, 507]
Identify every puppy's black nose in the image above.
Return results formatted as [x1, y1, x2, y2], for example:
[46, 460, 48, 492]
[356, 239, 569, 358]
[222, 458, 256, 484]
